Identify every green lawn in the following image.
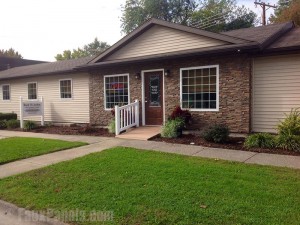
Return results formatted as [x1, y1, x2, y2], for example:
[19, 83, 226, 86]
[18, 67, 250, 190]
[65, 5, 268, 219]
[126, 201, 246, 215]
[0, 137, 87, 165]
[0, 147, 299, 225]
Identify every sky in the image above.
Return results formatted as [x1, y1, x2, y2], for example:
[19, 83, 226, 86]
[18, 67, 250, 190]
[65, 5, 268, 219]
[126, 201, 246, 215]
[1, 0, 278, 62]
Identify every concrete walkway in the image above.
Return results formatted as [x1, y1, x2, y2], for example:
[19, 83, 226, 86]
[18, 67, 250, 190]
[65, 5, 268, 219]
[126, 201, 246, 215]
[0, 130, 299, 176]
[0, 130, 299, 225]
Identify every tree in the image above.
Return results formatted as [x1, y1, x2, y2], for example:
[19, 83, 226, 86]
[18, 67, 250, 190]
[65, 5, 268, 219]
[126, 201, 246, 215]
[55, 38, 110, 61]
[121, 0, 197, 34]
[120, 0, 257, 34]
[0, 48, 23, 58]
[191, 0, 257, 32]
[270, 0, 300, 26]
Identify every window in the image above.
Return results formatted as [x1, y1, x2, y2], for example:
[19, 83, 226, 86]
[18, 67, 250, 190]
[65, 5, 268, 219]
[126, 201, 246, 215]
[60, 79, 72, 99]
[28, 82, 37, 100]
[180, 65, 219, 111]
[2, 85, 10, 100]
[104, 74, 129, 109]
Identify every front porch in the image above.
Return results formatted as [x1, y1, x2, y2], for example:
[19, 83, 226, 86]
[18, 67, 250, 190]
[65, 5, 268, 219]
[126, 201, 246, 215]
[114, 100, 161, 140]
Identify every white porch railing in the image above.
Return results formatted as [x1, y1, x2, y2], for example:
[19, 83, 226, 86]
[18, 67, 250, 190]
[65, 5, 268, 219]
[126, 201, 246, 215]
[115, 100, 139, 135]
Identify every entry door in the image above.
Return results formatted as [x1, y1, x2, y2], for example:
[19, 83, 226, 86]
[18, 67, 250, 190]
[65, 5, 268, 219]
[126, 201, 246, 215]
[144, 71, 164, 125]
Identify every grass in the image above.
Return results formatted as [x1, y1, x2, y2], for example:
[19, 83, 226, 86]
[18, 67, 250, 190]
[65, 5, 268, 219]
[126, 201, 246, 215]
[0, 137, 87, 165]
[0, 147, 299, 224]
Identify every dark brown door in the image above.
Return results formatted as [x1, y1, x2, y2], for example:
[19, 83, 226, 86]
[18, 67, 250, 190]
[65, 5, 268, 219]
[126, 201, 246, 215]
[144, 71, 164, 125]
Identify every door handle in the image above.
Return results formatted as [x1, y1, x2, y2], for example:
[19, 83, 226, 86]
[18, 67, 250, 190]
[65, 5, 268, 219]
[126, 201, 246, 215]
[145, 101, 148, 103]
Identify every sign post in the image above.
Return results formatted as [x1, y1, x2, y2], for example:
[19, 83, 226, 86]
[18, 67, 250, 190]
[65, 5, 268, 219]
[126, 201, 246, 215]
[20, 96, 44, 128]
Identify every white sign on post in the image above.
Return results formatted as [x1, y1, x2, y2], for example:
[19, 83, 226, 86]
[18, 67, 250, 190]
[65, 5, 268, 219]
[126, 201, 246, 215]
[20, 97, 45, 129]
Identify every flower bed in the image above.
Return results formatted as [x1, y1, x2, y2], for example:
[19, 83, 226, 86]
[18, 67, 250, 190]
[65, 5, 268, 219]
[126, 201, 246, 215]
[32, 125, 114, 137]
[151, 134, 300, 156]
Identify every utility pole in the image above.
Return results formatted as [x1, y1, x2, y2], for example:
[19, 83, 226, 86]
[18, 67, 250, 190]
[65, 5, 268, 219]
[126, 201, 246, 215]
[254, 1, 277, 25]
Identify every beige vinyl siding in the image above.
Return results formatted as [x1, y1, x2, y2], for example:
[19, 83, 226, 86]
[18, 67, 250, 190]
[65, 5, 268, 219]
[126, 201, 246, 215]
[253, 54, 300, 133]
[106, 25, 228, 61]
[0, 73, 90, 123]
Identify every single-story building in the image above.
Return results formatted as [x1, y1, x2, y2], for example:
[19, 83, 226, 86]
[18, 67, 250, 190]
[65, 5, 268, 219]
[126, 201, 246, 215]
[0, 57, 92, 124]
[0, 18, 300, 133]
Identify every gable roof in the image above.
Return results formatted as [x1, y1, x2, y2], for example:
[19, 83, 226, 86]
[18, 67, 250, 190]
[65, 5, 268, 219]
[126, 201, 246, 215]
[84, 19, 295, 69]
[0, 56, 92, 80]
[0, 19, 298, 80]
[89, 18, 252, 64]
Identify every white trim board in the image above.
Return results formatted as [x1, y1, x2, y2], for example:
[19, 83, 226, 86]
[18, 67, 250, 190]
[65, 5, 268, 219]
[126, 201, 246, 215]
[179, 65, 220, 112]
[103, 73, 130, 111]
[141, 69, 165, 126]
[59, 78, 73, 100]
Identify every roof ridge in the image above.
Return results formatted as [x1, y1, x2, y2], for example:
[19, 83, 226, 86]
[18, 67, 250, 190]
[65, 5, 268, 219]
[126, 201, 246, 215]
[222, 21, 292, 34]
[260, 21, 294, 49]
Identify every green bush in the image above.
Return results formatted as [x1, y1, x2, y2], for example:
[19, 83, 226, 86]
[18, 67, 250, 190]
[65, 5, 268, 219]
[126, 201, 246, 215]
[276, 133, 300, 152]
[108, 119, 115, 134]
[277, 108, 300, 135]
[0, 120, 7, 129]
[0, 113, 17, 121]
[244, 133, 276, 149]
[161, 118, 185, 138]
[202, 124, 229, 143]
[6, 119, 20, 129]
[24, 120, 36, 131]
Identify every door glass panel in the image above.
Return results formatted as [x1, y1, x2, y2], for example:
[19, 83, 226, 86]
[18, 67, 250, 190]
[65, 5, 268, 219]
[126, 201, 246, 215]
[149, 75, 160, 107]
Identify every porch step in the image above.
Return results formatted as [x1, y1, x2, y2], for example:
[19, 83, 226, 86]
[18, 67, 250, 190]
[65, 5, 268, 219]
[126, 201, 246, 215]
[116, 126, 161, 141]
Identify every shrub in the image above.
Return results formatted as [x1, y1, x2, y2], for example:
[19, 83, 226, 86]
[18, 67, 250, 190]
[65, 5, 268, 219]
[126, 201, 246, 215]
[0, 120, 7, 129]
[6, 119, 20, 129]
[169, 106, 192, 125]
[161, 118, 185, 138]
[202, 124, 229, 143]
[0, 113, 17, 121]
[244, 133, 276, 149]
[277, 108, 300, 135]
[276, 133, 300, 152]
[108, 119, 115, 134]
[24, 120, 36, 131]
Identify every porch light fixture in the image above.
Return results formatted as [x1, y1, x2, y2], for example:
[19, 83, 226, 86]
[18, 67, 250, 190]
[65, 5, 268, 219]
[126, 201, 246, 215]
[135, 72, 141, 79]
[164, 69, 171, 76]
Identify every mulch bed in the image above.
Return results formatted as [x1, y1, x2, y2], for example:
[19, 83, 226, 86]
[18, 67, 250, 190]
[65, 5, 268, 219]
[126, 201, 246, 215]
[31, 125, 115, 137]
[3, 126, 300, 156]
[151, 134, 300, 156]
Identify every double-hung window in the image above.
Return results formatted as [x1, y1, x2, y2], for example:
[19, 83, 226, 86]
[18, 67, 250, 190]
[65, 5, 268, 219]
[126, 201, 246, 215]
[60, 79, 72, 99]
[28, 82, 37, 100]
[104, 74, 129, 109]
[2, 85, 10, 100]
[181, 65, 219, 111]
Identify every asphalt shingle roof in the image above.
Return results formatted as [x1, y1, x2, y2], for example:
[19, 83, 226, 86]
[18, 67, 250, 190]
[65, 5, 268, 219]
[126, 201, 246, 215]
[0, 21, 298, 80]
[222, 22, 290, 44]
[268, 28, 300, 49]
[0, 56, 93, 80]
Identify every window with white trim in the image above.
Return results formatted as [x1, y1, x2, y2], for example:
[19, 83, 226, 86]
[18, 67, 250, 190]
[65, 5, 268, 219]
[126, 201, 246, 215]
[104, 74, 129, 109]
[2, 85, 10, 100]
[60, 79, 72, 99]
[181, 65, 218, 111]
[28, 82, 37, 100]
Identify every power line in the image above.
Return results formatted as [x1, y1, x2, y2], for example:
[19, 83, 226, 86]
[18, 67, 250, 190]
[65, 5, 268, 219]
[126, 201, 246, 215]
[254, 1, 277, 25]
[197, 16, 228, 29]
[190, 11, 230, 29]
[193, 10, 230, 25]
[199, 12, 253, 31]
[190, 11, 229, 27]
